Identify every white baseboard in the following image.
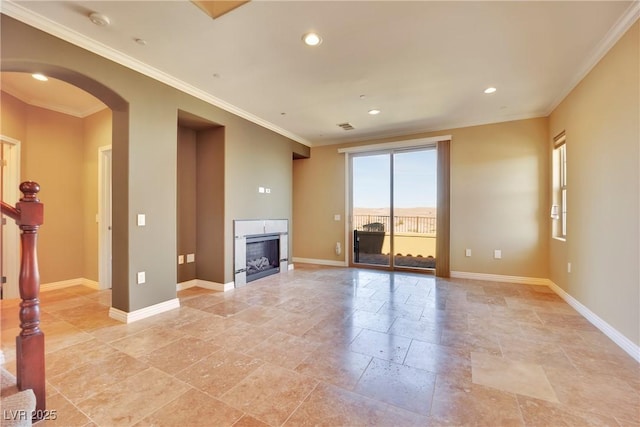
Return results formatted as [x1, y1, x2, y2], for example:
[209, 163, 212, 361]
[450, 272, 639, 362]
[450, 271, 552, 286]
[109, 298, 180, 324]
[40, 277, 99, 292]
[83, 279, 100, 290]
[197, 279, 235, 292]
[548, 281, 640, 363]
[176, 279, 235, 292]
[176, 279, 198, 291]
[292, 257, 348, 267]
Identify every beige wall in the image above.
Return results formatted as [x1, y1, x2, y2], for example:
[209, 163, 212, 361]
[196, 127, 225, 284]
[223, 121, 295, 282]
[177, 126, 197, 283]
[449, 119, 549, 277]
[549, 21, 639, 346]
[1, 91, 111, 284]
[293, 117, 550, 279]
[292, 145, 346, 264]
[2, 92, 84, 283]
[1, 91, 26, 142]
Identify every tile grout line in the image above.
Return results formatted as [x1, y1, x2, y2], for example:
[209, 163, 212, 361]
[278, 379, 321, 427]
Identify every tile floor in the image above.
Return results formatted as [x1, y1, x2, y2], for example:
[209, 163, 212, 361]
[1, 264, 638, 426]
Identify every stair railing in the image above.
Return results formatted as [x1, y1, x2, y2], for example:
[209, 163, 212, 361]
[1, 181, 45, 418]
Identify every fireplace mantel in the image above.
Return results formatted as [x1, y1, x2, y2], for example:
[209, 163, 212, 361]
[234, 219, 288, 287]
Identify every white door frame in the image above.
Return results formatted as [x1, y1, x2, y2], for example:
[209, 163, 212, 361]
[98, 145, 112, 290]
[1, 135, 21, 299]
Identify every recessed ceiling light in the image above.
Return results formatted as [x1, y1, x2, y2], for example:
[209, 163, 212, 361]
[368, 109, 381, 115]
[89, 12, 111, 27]
[32, 73, 48, 81]
[484, 87, 497, 94]
[302, 32, 322, 46]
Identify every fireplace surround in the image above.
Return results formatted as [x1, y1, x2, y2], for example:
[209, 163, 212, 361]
[234, 220, 288, 287]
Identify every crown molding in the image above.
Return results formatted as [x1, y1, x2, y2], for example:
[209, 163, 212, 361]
[545, 1, 640, 115]
[26, 99, 108, 118]
[1, 1, 312, 147]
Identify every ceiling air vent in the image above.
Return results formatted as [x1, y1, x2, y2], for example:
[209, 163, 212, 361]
[337, 122, 355, 131]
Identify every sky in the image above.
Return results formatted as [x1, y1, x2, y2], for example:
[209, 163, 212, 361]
[353, 149, 437, 208]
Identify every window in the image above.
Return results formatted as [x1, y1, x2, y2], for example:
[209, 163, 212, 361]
[552, 132, 567, 239]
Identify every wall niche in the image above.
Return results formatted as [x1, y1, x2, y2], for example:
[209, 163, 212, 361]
[177, 110, 225, 285]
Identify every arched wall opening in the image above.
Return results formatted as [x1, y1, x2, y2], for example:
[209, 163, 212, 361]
[1, 60, 131, 312]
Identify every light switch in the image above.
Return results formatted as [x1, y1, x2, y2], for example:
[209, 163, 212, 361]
[137, 214, 146, 226]
[258, 187, 265, 193]
[494, 250, 502, 259]
[137, 271, 146, 284]
[187, 253, 195, 263]
[334, 214, 341, 221]
[465, 249, 471, 257]
[178, 255, 184, 264]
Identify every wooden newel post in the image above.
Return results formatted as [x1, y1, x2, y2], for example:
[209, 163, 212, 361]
[14, 181, 46, 418]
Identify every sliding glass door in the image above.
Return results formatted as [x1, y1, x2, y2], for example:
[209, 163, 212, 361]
[392, 148, 437, 269]
[352, 153, 391, 267]
[351, 147, 437, 272]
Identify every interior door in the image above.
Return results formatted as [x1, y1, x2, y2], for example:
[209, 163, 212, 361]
[1, 138, 20, 299]
[99, 147, 113, 289]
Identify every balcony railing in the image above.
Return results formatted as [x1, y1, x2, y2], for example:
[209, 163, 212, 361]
[353, 215, 436, 234]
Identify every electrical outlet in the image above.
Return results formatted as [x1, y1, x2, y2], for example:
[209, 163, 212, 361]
[265, 188, 271, 194]
[137, 271, 146, 284]
[494, 250, 502, 259]
[187, 253, 195, 263]
[334, 214, 341, 221]
[465, 249, 472, 257]
[178, 255, 184, 264]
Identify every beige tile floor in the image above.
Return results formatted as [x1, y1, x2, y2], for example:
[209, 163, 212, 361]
[1, 264, 639, 426]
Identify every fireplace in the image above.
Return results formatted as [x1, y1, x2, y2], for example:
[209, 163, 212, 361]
[234, 220, 288, 287]
[246, 234, 280, 282]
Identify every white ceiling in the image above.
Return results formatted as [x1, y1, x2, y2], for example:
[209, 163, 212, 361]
[1, 72, 106, 118]
[2, 1, 638, 146]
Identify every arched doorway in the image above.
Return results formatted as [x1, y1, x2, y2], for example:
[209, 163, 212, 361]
[0, 62, 129, 309]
